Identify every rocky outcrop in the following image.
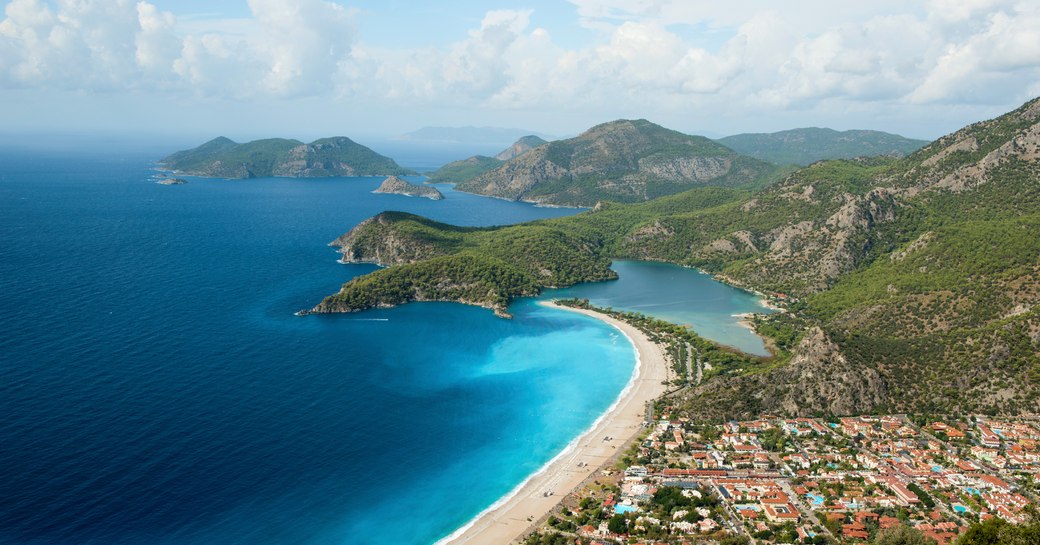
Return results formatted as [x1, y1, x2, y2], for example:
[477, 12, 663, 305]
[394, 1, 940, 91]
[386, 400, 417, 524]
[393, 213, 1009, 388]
[329, 212, 457, 265]
[460, 154, 570, 201]
[373, 176, 444, 200]
[686, 327, 888, 419]
[495, 135, 548, 161]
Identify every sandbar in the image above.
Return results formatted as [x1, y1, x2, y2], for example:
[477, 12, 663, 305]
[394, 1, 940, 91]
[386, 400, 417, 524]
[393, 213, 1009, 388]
[436, 301, 670, 545]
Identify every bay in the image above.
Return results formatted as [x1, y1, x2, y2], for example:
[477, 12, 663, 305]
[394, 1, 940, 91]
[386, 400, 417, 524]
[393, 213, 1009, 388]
[0, 147, 770, 545]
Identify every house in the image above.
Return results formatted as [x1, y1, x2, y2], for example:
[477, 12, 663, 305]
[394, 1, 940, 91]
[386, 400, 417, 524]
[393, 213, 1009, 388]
[843, 522, 869, 541]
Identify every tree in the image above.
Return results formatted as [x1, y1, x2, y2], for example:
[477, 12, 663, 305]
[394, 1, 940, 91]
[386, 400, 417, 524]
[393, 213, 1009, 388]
[955, 517, 1007, 545]
[607, 514, 627, 535]
[873, 525, 937, 545]
[955, 509, 1040, 545]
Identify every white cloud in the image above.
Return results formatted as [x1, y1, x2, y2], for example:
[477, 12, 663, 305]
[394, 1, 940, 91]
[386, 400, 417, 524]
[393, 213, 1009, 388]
[0, 0, 358, 97]
[247, 0, 356, 96]
[0, 0, 1038, 136]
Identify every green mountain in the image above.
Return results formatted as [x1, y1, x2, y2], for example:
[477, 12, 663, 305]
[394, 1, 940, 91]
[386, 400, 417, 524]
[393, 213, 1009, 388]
[424, 136, 549, 185]
[311, 97, 1040, 417]
[454, 119, 779, 207]
[717, 127, 928, 166]
[424, 155, 503, 185]
[160, 136, 413, 178]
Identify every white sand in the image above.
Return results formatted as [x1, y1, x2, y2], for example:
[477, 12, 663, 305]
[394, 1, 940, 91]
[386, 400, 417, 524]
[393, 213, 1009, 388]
[437, 301, 670, 545]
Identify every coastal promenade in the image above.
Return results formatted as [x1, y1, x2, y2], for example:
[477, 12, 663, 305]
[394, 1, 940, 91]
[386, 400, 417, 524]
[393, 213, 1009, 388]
[438, 301, 670, 545]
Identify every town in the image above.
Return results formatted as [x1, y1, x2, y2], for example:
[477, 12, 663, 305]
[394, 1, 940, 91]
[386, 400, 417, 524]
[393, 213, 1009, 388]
[525, 413, 1039, 545]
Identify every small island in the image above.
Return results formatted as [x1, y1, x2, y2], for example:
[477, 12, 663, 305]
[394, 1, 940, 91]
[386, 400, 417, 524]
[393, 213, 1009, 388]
[372, 176, 444, 200]
[157, 177, 187, 185]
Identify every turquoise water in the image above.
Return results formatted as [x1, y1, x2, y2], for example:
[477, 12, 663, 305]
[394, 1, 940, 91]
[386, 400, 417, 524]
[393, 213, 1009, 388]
[953, 504, 968, 513]
[544, 261, 776, 356]
[0, 150, 632, 545]
[1, 148, 776, 545]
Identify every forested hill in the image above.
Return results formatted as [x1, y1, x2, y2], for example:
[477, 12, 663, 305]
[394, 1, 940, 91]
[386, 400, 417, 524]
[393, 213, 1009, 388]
[424, 135, 548, 185]
[453, 119, 778, 207]
[717, 127, 928, 166]
[160, 136, 413, 178]
[312, 96, 1040, 417]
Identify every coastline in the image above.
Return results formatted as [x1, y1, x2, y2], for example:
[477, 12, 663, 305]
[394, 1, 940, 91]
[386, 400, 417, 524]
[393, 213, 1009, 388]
[436, 300, 670, 545]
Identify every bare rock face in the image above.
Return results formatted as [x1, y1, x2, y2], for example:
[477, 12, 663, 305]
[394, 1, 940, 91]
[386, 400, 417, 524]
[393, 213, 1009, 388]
[903, 96, 1040, 192]
[329, 212, 449, 265]
[373, 176, 444, 200]
[686, 327, 888, 419]
[461, 154, 570, 201]
[771, 327, 888, 416]
[624, 219, 675, 245]
[932, 122, 1040, 191]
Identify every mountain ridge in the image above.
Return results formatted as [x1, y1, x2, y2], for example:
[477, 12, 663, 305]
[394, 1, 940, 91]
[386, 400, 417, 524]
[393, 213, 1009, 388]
[717, 127, 928, 166]
[310, 96, 1040, 417]
[454, 118, 779, 207]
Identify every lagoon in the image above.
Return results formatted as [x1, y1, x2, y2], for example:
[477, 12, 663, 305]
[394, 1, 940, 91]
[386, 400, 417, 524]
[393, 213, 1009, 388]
[544, 260, 776, 356]
[1, 148, 771, 545]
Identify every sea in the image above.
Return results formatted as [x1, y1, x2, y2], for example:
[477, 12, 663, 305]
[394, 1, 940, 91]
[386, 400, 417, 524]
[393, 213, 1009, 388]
[0, 145, 770, 545]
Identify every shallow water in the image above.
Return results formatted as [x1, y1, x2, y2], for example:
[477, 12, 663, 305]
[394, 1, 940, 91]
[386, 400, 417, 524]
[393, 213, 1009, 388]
[1, 149, 771, 545]
[545, 260, 776, 356]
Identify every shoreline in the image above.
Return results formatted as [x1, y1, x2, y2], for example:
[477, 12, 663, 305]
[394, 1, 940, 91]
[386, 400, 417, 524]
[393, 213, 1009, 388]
[436, 301, 670, 545]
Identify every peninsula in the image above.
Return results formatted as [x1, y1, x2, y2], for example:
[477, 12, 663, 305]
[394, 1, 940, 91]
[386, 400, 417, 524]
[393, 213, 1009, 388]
[372, 175, 443, 200]
[312, 96, 1040, 419]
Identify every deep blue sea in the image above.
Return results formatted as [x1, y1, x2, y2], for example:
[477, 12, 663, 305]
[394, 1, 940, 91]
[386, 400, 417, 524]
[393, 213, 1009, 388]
[0, 148, 770, 545]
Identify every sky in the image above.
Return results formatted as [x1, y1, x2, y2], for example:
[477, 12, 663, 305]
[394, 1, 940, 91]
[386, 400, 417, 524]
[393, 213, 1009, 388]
[1, 0, 1039, 144]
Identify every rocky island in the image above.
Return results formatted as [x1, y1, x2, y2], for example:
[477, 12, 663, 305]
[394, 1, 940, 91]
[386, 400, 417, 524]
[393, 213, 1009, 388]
[156, 177, 187, 185]
[372, 176, 444, 200]
[160, 136, 413, 179]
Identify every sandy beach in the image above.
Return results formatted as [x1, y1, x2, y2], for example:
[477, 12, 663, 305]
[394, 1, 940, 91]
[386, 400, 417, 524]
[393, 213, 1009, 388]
[437, 301, 670, 545]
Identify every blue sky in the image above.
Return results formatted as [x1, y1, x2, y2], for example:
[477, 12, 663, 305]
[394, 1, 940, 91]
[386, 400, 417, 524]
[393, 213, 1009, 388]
[2, 0, 1039, 143]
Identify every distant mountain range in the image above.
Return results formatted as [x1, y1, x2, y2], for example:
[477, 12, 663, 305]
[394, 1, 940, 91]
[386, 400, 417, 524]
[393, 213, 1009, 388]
[396, 126, 554, 145]
[717, 127, 928, 166]
[160, 136, 412, 178]
[434, 119, 778, 207]
[313, 96, 1040, 418]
